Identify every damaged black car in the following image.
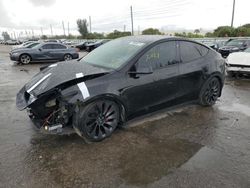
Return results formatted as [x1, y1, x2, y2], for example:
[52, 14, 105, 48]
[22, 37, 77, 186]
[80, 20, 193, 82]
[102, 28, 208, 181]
[16, 36, 226, 142]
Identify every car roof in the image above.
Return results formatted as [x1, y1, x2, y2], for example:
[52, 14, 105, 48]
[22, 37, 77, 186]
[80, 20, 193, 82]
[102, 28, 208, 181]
[120, 35, 187, 44]
[40, 42, 65, 45]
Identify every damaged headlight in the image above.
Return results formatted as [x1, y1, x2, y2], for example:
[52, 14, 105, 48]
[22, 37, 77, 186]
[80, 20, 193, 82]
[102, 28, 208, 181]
[45, 99, 57, 107]
[28, 93, 37, 104]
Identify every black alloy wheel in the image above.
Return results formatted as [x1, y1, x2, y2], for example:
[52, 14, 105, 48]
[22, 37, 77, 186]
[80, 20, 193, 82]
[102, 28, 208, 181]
[73, 100, 119, 142]
[199, 77, 221, 106]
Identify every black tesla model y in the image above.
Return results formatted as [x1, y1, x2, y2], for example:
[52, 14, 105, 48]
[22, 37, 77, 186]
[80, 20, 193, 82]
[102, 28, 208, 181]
[16, 36, 226, 142]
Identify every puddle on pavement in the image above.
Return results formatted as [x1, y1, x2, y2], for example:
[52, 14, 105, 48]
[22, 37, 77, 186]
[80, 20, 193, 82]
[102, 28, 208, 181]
[119, 138, 202, 186]
[219, 103, 250, 117]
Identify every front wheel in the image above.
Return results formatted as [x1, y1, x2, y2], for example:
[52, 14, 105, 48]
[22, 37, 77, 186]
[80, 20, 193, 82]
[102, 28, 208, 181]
[20, 54, 31, 64]
[199, 77, 221, 106]
[73, 100, 120, 142]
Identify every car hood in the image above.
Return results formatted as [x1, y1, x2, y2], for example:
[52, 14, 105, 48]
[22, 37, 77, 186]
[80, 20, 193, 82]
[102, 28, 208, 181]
[24, 60, 110, 97]
[11, 48, 34, 53]
[227, 52, 250, 66]
[219, 46, 240, 50]
[11, 47, 29, 52]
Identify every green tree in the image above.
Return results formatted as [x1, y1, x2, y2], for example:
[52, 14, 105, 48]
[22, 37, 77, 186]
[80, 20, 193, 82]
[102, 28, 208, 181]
[234, 26, 250, 36]
[174, 32, 203, 38]
[106, 30, 131, 39]
[205, 32, 214, 37]
[87, 32, 104, 39]
[41, 35, 48, 40]
[242, 23, 250, 28]
[2, 32, 10, 40]
[194, 29, 200, 34]
[76, 19, 88, 38]
[213, 26, 235, 37]
[142, 28, 162, 35]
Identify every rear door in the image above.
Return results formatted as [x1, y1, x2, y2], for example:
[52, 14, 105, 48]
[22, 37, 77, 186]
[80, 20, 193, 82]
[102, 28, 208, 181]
[178, 41, 210, 99]
[50, 44, 67, 60]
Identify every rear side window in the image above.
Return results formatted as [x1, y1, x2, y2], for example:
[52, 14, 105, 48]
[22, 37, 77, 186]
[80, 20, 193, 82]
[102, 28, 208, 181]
[180, 41, 208, 62]
[52, 44, 67, 49]
[136, 41, 177, 70]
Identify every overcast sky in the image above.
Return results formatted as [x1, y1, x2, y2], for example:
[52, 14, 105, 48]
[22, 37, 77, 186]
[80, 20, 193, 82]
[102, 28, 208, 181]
[0, 0, 249, 36]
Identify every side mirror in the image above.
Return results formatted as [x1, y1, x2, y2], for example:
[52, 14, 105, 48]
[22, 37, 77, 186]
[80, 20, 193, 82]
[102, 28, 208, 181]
[128, 66, 153, 76]
[38, 48, 42, 51]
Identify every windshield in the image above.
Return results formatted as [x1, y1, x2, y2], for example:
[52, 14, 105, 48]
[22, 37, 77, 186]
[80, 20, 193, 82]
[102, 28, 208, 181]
[244, 48, 250, 53]
[33, 43, 45, 49]
[27, 43, 40, 48]
[226, 40, 245, 47]
[23, 42, 33, 46]
[81, 37, 146, 69]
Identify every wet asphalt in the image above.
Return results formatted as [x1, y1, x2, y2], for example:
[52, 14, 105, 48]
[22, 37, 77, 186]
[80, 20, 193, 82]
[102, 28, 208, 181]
[0, 45, 250, 188]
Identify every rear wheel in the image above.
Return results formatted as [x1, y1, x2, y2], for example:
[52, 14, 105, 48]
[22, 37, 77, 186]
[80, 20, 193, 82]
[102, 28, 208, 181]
[64, 54, 73, 61]
[73, 100, 119, 142]
[199, 77, 221, 106]
[20, 54, 31, 64]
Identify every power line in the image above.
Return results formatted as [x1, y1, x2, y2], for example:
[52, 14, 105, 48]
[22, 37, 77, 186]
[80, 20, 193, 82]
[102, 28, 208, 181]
[133, 0, 190, 13]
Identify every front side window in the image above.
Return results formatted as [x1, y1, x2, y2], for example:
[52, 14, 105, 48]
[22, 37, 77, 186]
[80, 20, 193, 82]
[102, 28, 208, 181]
[136, 41, 177, 71]
[180, 41, 208, 62]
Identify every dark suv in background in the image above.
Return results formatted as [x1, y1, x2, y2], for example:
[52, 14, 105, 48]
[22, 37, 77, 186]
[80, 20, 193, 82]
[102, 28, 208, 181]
[218, 39, 250, 58]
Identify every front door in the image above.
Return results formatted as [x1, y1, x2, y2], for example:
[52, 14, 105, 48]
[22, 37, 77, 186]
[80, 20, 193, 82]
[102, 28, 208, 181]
[121, 41, 179, 114]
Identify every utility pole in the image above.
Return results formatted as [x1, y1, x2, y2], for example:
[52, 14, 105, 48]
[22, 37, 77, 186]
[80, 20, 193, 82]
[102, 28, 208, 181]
[130, 6, 134, 35]
[89, 16, 92, 33]
[231, 0, 236, 27]
[50, 24, 53, 37]
[41, 27, 43, 36]
[123, 25, 126, 32]
[62, 21, 66, 36]
[68, 22, 70, 36]
[138, 25, 140, 35]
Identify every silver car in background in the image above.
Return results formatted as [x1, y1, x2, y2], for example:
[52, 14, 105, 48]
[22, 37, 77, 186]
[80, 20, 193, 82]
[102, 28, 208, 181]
[9, 42, 79, 64]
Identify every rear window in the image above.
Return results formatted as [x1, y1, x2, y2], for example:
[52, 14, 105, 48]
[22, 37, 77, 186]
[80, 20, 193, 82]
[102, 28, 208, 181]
[180, 41, 208, 62]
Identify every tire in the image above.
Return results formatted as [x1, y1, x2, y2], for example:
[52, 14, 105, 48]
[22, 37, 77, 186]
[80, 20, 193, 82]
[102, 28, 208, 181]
[20, 54, 31, 64]
[199, 77, 221, 106]
[73, 100, 120, 142]
[63, 54, 73, 61]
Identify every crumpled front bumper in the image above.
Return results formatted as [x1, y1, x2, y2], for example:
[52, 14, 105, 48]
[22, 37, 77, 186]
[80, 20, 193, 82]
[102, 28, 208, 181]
[226, 66, 250, 74]
[16, 86, 30, 110]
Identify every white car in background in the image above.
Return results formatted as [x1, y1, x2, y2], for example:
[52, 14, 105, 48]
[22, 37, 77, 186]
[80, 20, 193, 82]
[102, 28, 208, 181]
[12, 41, 34, 50]
[226, 48, 250, 76]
